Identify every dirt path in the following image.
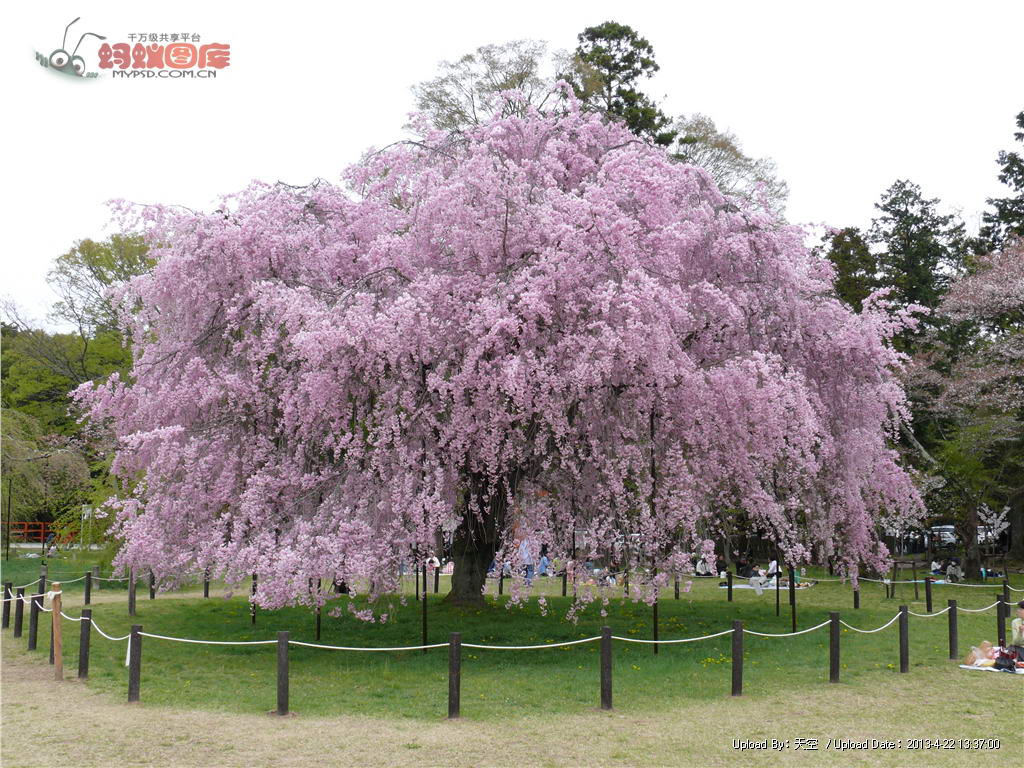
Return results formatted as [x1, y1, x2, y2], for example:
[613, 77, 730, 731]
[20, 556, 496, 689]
[3, 643, 1021, 768]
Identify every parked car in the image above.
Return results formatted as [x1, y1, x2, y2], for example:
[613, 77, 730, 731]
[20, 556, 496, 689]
[928, 525, 957, 550]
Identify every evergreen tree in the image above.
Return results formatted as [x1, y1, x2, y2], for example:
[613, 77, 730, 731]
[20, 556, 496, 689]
[980, 110, 1024, 249]
[819, 227, 877, 312]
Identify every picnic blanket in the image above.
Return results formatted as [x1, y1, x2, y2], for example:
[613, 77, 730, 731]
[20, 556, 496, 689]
[958, 664, 1024, 675]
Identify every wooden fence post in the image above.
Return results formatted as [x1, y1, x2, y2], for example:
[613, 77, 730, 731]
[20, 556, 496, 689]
[996, 594, 1006, 647]
[947, 599, 958, 660]
[775, 564, 781, 616]
[561, 569, 567, 597]
[731, 620, 743, 696]
[415, 566, 420, 600]
[127, 625, 142, 702]
[1003, 581, 1010, 614]
[149, 570, 156, 600]
[276, 631, 289, 716]
[2, 582, 11, 629]
[898, 605, 909, 673]
[652, 600, 659, 655]
[13, 588, 25, 638]
[78, 608, 92, 679]
[912, 561, 919, 601]
[674, 576, 680, 600]
[829, 611, 840, 683]
[92, 565, 100, 591]
[203, 569, 210, 598]
[84, 571, 92, 605]
[250, 574, 257, 625]
[27, 593, 41, 650]
[448, 632, 461, 719]
[38, 567, 47, 597]
[128, 568, 136, 616]
[726, 571, 733, 602]
[853, 587, 860, 610]
[433, 566, 439, 594]
[789, 567, 797, 633]
[52, 583, 63, 681]
[924, 577, 932, 613]
[498, 571, 504, 595]
[600, 626, 612, 710]
[422, 566, 428, 654]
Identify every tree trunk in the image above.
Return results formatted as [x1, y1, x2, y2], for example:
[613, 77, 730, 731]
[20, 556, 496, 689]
[444, 472, 513, 607]
[960, 504, 981, 580]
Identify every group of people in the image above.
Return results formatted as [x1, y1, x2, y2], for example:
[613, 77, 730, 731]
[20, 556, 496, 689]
[930, 557, 964, 582]
[962, 600, 1024, 673]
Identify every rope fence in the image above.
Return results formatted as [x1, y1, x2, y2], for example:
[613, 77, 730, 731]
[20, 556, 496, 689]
[2, 568, 1018, 720]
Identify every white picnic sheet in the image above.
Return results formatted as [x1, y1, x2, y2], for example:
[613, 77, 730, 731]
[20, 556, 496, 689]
[958, 664, 1024, 675]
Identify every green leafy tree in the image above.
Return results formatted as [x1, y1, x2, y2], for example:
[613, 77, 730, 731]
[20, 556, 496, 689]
[412, 40, 566, 133]
[569, 21, 676, 146]
[670, 114, 788, 213]
[818, 227, 877, 312]
[869, 180, 968, 346]
[980, 110, 1024, 249]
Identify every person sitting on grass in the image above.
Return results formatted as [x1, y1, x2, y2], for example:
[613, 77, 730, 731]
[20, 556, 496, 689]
[1010, 600, 1024, 659]
[946, 558, 964, 583]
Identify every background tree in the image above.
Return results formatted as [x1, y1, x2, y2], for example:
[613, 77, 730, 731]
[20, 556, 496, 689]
[76, 100, 922, 612]
[980, 110, 1024, 249]
[568, 21, 675, 146]
[411, 40, 565, 133]
[817, 227, 877, 312]
[671, 114, 788, 213]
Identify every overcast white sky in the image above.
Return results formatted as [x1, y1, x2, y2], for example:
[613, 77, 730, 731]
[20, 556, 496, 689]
[5, 1, 1022, 328]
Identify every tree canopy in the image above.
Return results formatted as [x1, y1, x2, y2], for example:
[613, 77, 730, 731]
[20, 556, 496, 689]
[77, 99, 922, 610]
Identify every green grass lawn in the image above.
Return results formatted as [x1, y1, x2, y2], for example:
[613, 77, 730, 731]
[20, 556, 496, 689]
[4, 564, 1019, 722]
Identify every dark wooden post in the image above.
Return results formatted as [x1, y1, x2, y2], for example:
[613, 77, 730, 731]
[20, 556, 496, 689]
[433, 566, 439, 594]
[600, 626, 612, 710]
[27, 593, 41, 650]
[898, 605, 909, 673]
[889, 562, 898, 599]
[447, 632, 461, 719]
[250, 574, 257, 625]
[92, 565, 100, 591]
[415, 565, 420, 600]
[674, 576, 680, 600]
[13, 588, 25, 637]
[315, 604, 321, 642]
[2, 582, 11, 629]
[78, 608, 92, 679]
[498, 570, 504, 595]
[947, 599, 958, 660]
[561, 568, 567, 597]
[84, 571, 92, 605]
[912, 561, 919, 601]
[38, 566, 47, 596]
[276, 631, 289, 716]
[788, 567, 797, 633]
[996, 595, 1006, 647]
[652, 600, 659, 655]
[421, 565, 428, 654]
[829, 612, 840, 683]
[726, 571, 733, 602]
[853, 587, 860, 610]
[924, 577, 932, 613]
[623, 570, 630, 598]
[149, 570, 155, 600]
[775, 561, 781, 616]
[127, 624, 142, 702]
[51, 583, 62, 676]
[203, 569, 210, 598]
[128, 568, 136, 616]
[731, 620, 743, 696]
[1002, 581, 1010, 616]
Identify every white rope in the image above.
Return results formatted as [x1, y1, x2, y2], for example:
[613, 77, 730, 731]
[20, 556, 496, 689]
[92, 576, 130, 582]
[59, 611, 84, 622]
[611, 628, 735, 644]
[744, 620, 831, 637]
[88, 618, 130, 642]
[48, 576, 87, 584]
[464, 636, 601, 649]
[908, 607, 951, 618]
[1008, 585, 1023, 592]
[957, 601, 1001, 613]
[941, 582, 1009, 588]
[289, 640, 449, 652]
[138, 632, 277, 646]
[839, 613, 901, 634]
